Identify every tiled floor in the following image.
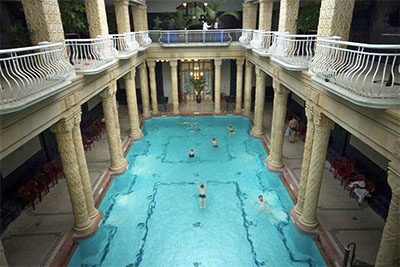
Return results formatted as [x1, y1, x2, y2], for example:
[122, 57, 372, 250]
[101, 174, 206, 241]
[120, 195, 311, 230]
[1, 103, 385, 266]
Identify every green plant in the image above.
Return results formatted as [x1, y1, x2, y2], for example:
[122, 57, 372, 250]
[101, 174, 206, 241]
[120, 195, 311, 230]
[59, 0, 88, 34]
[169, 10, 194, 30]
[5, 20, 31, 48]
[297, 3, 320, 34]
[195, 2, 240, 26]
[153, 16, 164, 30]
[191, 76, 206, 97]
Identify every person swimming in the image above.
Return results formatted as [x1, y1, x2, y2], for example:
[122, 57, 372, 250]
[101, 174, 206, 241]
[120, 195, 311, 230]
[179, 120, 192, 125]
[253, 195, 271, 214]
[197, 181, 207, 209]
[188, 149, 196, 158]
[211, 138, 218, 147]
[227, 126, 235, 136]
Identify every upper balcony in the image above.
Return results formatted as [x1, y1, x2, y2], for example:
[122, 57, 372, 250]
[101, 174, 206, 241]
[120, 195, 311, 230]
[135, 31, 152, 50]
[157, 30, 233, 47]
[310, 38, 400, 109]
[110, 32, 139, 59]
[249, 30, 275, 56]
[0, 42, 74, 114]
[239, 29, 253, 49]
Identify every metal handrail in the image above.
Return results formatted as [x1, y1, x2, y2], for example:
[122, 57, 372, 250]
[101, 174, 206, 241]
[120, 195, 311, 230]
[158, 29, 232, 45]
[108, 33, 139, 59]
[250, 30, 276, 54]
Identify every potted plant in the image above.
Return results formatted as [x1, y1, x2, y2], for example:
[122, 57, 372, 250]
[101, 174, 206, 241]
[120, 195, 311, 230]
[191, 76, 205, 103]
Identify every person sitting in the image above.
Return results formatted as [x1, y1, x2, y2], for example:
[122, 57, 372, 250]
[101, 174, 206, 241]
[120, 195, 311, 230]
[227, 126, 235, 137]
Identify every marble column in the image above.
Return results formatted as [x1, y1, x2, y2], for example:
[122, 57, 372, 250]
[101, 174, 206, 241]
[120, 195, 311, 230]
[250, 66, 266, 138]
[375, 162, 400, 267]
[51, 116, 91, 234]
[21, 0, 65, 45]
[234, 59, 245, 114]
[111, 83, 125, 166]
[72, 110, 100, 222]
[214, 59, 223, 114]
[317, 0, 355, 41]
[100, 86, 127, 174]
[298, 112, 333, 231]
[124, 69, 143, 140]
[293, 104, 315, 216]
[242, 2, 258, 29]
[85, 0, 109, 38]
[139, 62, 151, 118]
[278, 0, 300, 34]
[266, 79, 289, 171]
[170, 60, 180, 115]
[259, 0, 274, 31]
[147, 60, 160, 115]
[243, 60, 253, 117]
[131, 5, 148, 31]
[113, 0, 130, 33]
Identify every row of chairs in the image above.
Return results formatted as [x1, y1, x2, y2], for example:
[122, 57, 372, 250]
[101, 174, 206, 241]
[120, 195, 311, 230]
[82, 117, 106, 151]
[330, 157, 376, 204]
[17, 159, 64, 210]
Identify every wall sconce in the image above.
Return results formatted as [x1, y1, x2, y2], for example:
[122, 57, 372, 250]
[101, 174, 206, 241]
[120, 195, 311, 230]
[183, 3, 187, 7]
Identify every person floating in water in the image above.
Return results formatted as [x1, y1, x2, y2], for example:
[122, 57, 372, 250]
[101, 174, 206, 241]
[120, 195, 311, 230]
[227, 126, 235, 137]
[179, 120, 192, 125]
[188, 149, 197, 158]
[211, 138, 222, 151]
[197, 181, 207, 209]
[253, 195, 271, 214]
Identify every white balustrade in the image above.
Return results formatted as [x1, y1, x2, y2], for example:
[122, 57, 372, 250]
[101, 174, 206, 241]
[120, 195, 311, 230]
[110, 33, 139, 59]
[136, 31, 152, 50]
[158, 30, 232, 47]
[250, 30, 275, 56]
[239, 29, 253, 48]
[0, 42, 74, 114]
[310, 38, 400, 108]
[65, 36, 118, 74]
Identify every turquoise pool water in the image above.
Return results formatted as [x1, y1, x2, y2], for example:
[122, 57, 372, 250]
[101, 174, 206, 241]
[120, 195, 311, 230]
[69, 116, 325, 267]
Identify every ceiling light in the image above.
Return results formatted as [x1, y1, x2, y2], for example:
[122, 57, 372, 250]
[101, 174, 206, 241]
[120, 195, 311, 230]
[183, 3, 187, 7]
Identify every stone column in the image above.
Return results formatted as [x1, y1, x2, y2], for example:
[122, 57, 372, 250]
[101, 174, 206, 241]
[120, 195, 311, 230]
[131, 5, 148, 31]
[51, 116, 91, 234]
[250, 66, 266, 138]
[317, 0, 355, 41]
[234, 59, 245, 114]
[113, 0, 130, 33]
[293, 104, 315, 216]
[72, 110, 100, 222]
[170, 60, 180, 115]
[21, 0, 65, 45]
[214, 59, 223, 114]
[124, 69, 143, 140]
[242, 2, 258, 29]
[85, 0, 109, 38]
[376, 162, 400, 267]
[259, 0, 274, 31]
[100, 87, 127, 174]
[266, 79, 289, 171]
[243, 60, 253, 117]
[146, 60, 159, 115]
[111, 84, 125, 166]
[139, 62, 151, 118]
[278, 0, 300, 34]
[298, 112, 333, 231]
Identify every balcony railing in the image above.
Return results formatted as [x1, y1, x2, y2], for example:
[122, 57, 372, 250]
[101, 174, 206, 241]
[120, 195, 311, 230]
[0, 42, 74, 114]
[110, 33, 139, 59]
[158, 30, 232, 47]
[239, 29, 253, 48]
[136, 31, 152, 50]
[250, 30, 276, 56]
[65, 36, 118, 75]
[310, 38, 400, 108]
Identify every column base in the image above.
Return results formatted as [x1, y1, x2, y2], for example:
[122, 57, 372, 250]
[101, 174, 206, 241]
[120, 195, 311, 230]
[172, 110, 181, 115]
[88, 208, 101, 221]
[293, 201, 304, 217]
[143, 113, 152, 120]
[110, 158, 129, 175]
[74, 211, 103, 239]
[250, 128, 264, 139]
[290, 208, 319, 235]
[213, 110, 222, 115]
[298, 214, 319, 233]
[72, 217, 92, 236]
[152, 110, 160, 116]
[129, 130, 143, 141]
[265, 156, 284, 172]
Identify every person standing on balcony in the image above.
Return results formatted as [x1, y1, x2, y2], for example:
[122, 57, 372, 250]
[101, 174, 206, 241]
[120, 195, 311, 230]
[203, 20, 211, 30]
[214, 17, 221, 29]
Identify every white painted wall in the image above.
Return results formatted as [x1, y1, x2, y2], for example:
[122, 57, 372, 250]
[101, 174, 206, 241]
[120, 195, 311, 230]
[349, 135, 389, 170]
[1, 136, 41, 177]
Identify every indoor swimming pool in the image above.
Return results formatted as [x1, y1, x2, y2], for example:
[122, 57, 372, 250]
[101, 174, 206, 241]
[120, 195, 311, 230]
[69, 116, 326, 267]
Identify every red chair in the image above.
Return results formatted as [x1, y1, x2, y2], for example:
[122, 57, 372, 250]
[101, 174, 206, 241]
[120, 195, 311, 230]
[51, 159, 64, 179]
[89, 125, 101, 141]
[335, 163, 355, 182]
[350, 181, 375, 198]
[18, 186, 39, 210]
[344, 174, 365, 189]
[82, 135, 95, 151]
[96, 117, 106, 134]
[34, 173, 50, 193]
[330, 157, 348, 173]
[26, 180, 45, 201]
[44, 163, 58, 186]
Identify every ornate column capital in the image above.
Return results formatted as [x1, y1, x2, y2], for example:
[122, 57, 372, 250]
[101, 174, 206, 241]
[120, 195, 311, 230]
[255, 66, 266, 77]
[170, 59, 178, 67]
[146, 60, 156, 68]
[243, 2, 256, 8]
[312, 110, 334, 129]
[246, 59, 253, 68]
[259, 0, 273, 3]
[113, 0, 129, 6]
[139, 62, 147, 69]
[272, 78, 289, 95]
[100, 86, 115, 98]
[133, 4, 147, 10]
[73, 109, 83, 126]
[125, 69, 136, 80]
[214, 59, 223, 67]
[51, 115, 75, 133]
[236, 58, 245, 66]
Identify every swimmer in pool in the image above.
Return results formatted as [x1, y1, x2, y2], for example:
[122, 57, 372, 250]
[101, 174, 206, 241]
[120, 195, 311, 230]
[211, 138, 222, 151]
[188, 149, 197, 158]
[253, 195, 271, 214]
[179, 120, 192, 125]
[227, 126, 235, 137]
[197, 181, 207, 209]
